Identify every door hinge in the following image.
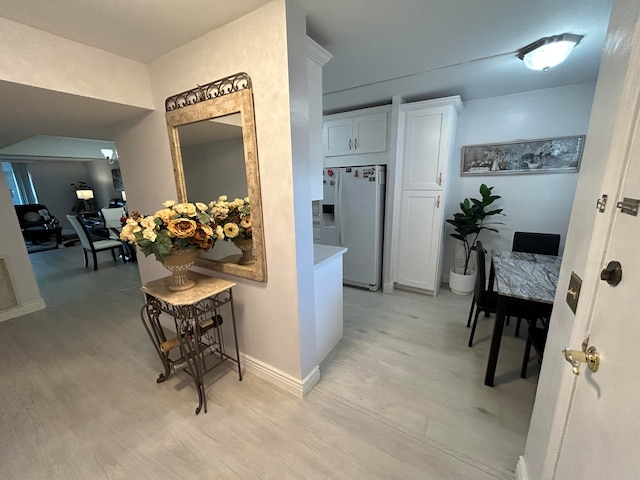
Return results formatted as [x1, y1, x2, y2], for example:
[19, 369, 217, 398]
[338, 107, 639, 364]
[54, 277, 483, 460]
[596, 194, 608, 213]
[616, 197, 640, 216]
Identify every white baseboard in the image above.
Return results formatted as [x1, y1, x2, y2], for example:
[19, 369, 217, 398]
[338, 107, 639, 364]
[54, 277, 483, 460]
[240, 352, 321, 398]
[516, 456, 528, 480]
[0, 298, 46, 323]
[382, 282, 394, 293]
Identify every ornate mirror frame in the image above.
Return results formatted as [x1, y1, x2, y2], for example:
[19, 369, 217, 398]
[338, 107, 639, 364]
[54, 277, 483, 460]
[165, 73, 267, 282]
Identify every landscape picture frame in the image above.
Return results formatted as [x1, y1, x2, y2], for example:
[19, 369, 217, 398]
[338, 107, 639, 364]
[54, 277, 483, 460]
[461, 135, 585, 176]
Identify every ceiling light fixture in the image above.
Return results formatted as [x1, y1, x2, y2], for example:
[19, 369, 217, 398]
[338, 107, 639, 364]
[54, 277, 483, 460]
[518, 33, 583, 71]
[100, 148, 118, 164]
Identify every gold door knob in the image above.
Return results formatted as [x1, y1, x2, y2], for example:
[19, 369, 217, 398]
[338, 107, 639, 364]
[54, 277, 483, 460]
[562, 337, 600, 375]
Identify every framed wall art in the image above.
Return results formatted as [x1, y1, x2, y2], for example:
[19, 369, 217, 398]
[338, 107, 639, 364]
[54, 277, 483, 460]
[461, 135, 585, 176]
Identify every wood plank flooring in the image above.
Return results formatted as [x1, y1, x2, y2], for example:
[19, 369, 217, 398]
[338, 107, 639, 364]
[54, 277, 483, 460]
[0, 245, 538, 479]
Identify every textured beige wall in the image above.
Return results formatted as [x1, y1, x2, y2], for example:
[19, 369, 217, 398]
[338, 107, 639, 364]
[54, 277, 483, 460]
[117, 0, 314, 379]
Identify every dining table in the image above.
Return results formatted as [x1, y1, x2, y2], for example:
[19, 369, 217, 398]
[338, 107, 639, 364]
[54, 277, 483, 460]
[484, 250, 562, 387]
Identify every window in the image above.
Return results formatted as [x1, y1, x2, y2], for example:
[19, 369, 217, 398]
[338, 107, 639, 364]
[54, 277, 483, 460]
[2, 162, 38, 205]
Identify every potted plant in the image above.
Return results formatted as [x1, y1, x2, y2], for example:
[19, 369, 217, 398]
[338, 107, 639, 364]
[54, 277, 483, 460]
[446, 184, 504, 295]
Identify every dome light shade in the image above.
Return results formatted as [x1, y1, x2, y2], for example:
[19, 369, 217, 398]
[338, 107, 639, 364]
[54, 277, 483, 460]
[518, 34, 583, 71]
[100, 148, 118, 164]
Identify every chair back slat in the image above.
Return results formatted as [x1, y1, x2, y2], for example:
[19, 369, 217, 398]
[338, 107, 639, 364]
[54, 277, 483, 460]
[66, 214, 92, 250]
[512, 232, 560, 256]
[101, 207, 125, 229]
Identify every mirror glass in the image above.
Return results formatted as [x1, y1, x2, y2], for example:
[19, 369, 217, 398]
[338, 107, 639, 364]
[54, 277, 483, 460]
[166, 86, 266, 281]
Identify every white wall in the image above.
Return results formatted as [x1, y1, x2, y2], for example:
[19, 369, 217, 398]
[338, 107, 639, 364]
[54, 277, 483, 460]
[116, 0, 317, 382]
[0, 17, 152, 108]
[442, 83, 596, 277]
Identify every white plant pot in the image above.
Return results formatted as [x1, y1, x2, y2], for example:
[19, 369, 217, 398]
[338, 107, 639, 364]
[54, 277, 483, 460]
[449, 268, 476, 296]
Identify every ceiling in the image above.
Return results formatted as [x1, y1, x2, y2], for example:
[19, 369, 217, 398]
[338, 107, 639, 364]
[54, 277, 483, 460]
[0, 0, 613, 155]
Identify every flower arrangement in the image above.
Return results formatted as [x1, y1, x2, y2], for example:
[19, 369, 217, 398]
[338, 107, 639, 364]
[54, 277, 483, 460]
[208, 196, 252, 241]
[119, 200, 218, 262]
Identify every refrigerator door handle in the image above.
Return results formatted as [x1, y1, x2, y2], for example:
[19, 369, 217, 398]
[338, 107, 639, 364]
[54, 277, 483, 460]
[336, 169, 344, 246]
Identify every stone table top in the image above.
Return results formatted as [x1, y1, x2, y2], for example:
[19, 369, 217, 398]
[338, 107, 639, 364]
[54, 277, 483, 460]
[492, 251, 561, 304]
[141, 272, 236, 306]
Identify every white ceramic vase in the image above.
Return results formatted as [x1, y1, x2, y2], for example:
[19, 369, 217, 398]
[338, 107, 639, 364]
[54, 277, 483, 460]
[449, 268, 476, 296]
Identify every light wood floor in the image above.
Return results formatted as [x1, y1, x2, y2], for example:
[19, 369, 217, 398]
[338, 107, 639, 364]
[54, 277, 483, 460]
[0, 245, 538, 479]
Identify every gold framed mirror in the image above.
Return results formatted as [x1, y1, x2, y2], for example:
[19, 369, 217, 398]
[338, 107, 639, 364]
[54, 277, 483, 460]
[165, 73, 266, 282]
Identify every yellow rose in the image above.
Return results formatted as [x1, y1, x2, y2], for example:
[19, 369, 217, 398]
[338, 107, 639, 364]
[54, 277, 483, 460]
[223, 222, 240, 239]
[167, 218, 197, 238]
[215, 225, 225, 240]
[140, 216, 156, 230]
[200, 224, 213, 236]
[174, 203, 197, 217]
[142, 228, 157, 242]
[196, 202, 208, 212]
[119, 225, 136, 242]
[240, 215, 251, 229]
[154, 208, 175, 224]
[162, 200, 175, 208]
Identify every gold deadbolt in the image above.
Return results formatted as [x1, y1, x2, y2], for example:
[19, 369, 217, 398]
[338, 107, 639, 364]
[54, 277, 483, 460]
[563, 337, 600, 375]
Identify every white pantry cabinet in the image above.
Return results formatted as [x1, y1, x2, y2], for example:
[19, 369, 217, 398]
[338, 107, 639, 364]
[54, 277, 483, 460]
[394, 96, 463, 295]
[323, 109, 388, 157]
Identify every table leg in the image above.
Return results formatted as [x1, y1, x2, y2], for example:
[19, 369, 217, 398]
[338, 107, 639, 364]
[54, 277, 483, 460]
[140, 300, 171, 383]
[178, 318, 208, 415]
[484, 296, 508, 387]
[228, 290, 243, 381]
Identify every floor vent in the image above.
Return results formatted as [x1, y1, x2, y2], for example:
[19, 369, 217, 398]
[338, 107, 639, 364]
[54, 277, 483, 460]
[0, 257, 18, 311]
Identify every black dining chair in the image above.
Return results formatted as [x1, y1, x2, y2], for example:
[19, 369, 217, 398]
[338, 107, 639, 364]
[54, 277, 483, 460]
[508, 231, 560, 336]
[467, 242, 498, 347]
[512, 231, 561, 256]
[467, 241, 550, 348]
[521, 321, 549, 378]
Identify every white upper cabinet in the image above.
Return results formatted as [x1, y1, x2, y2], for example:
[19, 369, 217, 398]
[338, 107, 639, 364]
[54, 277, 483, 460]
[401, 102, 461, 191]
[323, 110, 388, 157]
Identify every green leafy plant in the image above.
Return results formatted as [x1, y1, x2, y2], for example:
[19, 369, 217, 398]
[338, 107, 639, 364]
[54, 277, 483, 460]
[446, 184, 504, 275]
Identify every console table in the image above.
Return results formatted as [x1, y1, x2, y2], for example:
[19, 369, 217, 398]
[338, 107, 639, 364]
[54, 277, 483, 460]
[140, 272, 242, 414]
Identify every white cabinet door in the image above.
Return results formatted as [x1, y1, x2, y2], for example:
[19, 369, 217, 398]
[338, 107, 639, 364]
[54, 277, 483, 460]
[402, 107, 450, 190]
[353, 112, 387, 155]
[323, 118, 353, 156]
[323, 111, 387, 157]
[395, 190, 443, 292]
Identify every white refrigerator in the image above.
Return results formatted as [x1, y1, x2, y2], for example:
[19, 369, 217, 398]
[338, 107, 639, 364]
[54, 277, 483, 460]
[319, 165, 385, 291]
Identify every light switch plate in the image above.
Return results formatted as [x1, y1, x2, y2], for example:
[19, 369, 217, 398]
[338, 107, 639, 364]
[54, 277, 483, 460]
[566, 271, 582, 314]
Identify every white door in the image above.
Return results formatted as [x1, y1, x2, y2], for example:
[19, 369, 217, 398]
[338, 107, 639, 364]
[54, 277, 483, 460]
[395, 190, 442, 292]
[552, 83, 640, 479]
